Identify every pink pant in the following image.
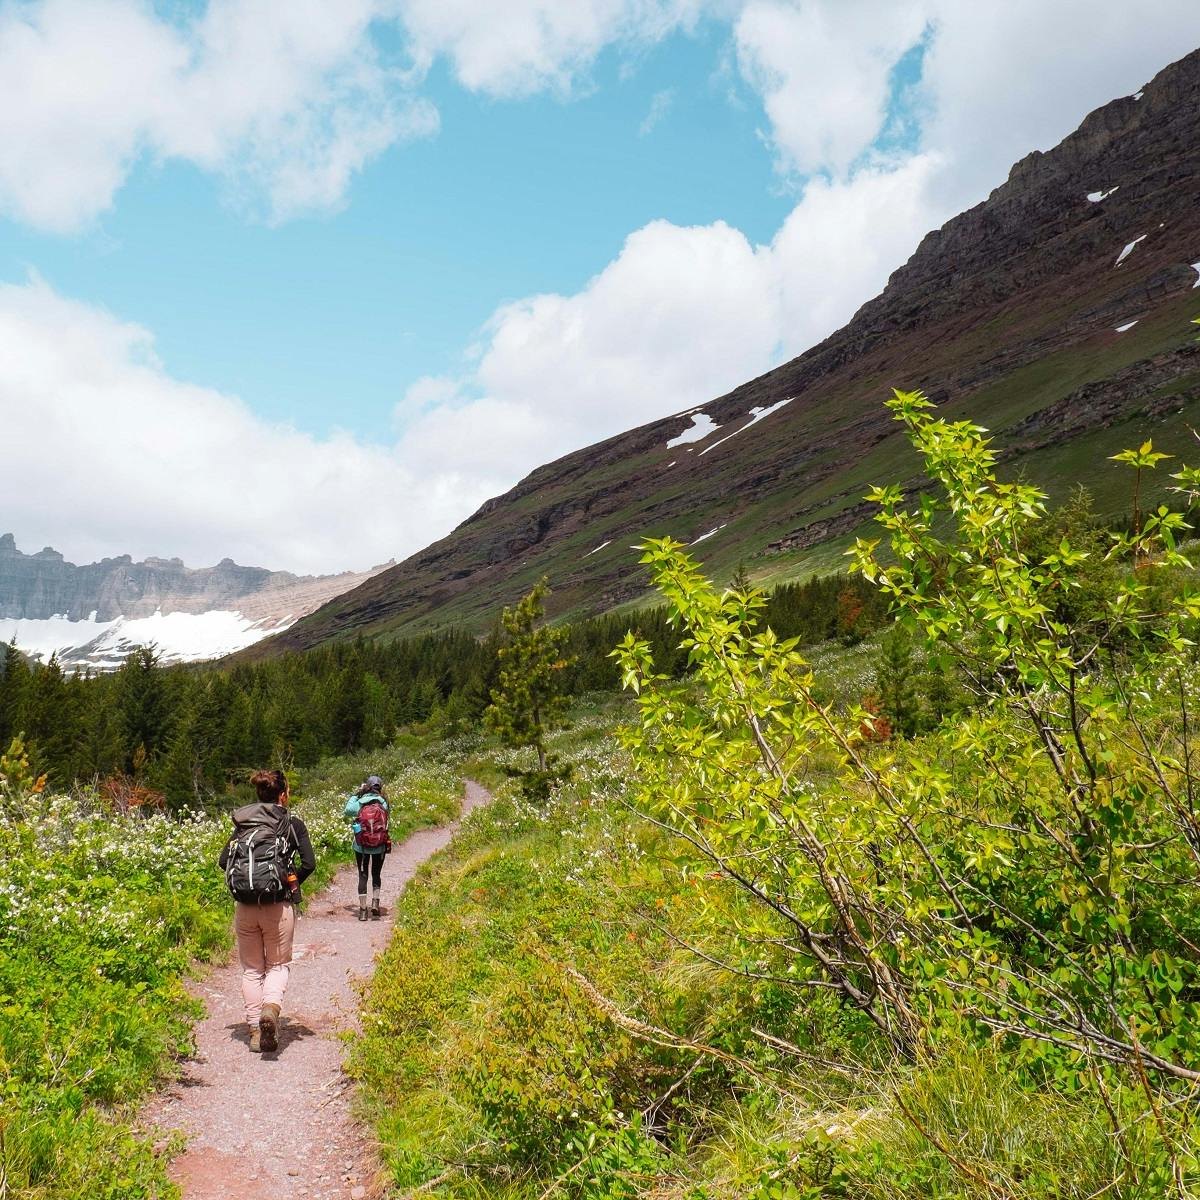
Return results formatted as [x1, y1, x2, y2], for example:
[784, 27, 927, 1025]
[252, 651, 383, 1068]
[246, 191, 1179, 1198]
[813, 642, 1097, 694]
[234, 901, 295, 1026]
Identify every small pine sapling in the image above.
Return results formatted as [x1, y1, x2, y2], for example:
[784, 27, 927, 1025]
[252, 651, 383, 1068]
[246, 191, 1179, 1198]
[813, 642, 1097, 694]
[485, 578, 576, 802]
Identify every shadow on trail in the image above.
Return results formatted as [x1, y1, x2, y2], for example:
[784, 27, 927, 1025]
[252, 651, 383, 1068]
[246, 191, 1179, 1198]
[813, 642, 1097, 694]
[223, 1020, 319, 1056]
[337, 904, 388, 917]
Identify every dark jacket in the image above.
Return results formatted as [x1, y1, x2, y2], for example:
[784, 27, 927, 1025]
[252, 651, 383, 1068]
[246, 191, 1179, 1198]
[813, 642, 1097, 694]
[219, 812, 316, 902]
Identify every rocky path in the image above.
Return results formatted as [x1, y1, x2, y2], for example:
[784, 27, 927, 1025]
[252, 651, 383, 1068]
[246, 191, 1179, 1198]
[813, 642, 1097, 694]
[145, 781, 490, 1200]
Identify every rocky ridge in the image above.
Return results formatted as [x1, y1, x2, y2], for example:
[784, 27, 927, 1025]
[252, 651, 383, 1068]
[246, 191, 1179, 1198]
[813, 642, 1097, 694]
[0, 535, 389, 668]
[243, 48, 1200, 657]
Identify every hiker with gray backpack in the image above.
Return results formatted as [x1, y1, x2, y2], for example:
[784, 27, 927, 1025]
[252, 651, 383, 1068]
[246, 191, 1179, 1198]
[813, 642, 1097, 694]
[218, 768, 315, 1053]
[344, 774, 390, 921]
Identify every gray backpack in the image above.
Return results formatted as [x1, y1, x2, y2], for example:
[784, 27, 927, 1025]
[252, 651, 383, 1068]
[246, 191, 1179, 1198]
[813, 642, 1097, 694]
[224, 802, 293, 902]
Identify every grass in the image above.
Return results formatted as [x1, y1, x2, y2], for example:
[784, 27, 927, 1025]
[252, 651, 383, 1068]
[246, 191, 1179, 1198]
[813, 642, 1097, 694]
[0, 747, 465, 1200]
[348, 671, 1193, 1198]
[298, 732, 474, 839]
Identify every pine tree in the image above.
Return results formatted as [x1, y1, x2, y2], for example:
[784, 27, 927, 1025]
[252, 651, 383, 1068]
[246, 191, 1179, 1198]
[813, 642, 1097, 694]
[0, 640, 32, 748]
[160, 702, 203, 810]
[484, 579, 575, 801]
[116, 646, 169, 770]
[77, 687, 125, 783]
[329, 664, 366, 752]
[220, 690, 254, 774]
[24, 653, 72, 783]
[876, 627, 923, 739]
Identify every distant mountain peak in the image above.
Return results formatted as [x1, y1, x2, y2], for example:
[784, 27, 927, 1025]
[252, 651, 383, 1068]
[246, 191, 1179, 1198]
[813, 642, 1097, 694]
[0, 536, 388, 670]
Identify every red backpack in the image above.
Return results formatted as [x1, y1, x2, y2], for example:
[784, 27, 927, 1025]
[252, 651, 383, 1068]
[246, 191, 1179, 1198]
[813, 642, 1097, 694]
[357, 798, 389, 850]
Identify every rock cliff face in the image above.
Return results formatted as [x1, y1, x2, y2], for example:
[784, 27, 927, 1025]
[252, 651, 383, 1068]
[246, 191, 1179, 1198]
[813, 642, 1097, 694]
[0, 534, 388, 668]
[241, 48, 1200, 657]
[0, 533, 384, 622]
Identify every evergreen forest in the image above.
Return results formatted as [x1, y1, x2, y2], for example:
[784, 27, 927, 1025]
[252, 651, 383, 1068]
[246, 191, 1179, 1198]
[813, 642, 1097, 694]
[0, 569, 890, 807]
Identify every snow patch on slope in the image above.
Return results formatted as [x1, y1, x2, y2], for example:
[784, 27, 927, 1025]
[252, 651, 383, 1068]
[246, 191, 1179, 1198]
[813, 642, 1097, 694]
[691, 525, 727, 546]
[0, 609, 295, 669]
[1114, 234, 1147, 266]
[699, 397, 794, 457]
[667, 412, 720, 447]
[1115, 320, 1139, 333]
[1087, 187, 1118, 202]
[1192, 261, 1200, 288]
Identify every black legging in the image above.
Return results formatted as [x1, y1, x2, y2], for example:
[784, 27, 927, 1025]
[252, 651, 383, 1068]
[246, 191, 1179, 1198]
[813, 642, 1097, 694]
[355, 851, 384, 894]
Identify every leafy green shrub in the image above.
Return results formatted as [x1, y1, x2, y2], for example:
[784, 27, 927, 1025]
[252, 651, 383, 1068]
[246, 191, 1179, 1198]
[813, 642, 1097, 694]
[610, 391, 1200, 1188]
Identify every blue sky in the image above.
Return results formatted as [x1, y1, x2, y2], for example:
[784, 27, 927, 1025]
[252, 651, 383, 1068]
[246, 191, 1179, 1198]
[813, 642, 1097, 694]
[0, 18, 794, 441]
[2, 1, 1198, 573]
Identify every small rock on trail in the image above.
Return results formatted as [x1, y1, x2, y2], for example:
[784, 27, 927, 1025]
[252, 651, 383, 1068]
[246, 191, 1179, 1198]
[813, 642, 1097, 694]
[144, 781, 491, 1200]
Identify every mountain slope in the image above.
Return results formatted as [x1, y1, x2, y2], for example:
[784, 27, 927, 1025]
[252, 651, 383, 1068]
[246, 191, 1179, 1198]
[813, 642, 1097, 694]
[0, 535, 389, 668]
[252, 48, 1200, 658]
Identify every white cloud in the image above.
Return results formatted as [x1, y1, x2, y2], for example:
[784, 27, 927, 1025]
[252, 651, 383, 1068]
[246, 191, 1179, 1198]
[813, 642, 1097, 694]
[392, 153, 941, 488]
[393, 217, 777, 476]
[769, 154, 945, 349]
[735, 0, 928, 176]
[0, 276, 493, 573]
[731, 0, 1200, 209]
[6, 0, 1199, 236]
[0, 0, 710, 232]
[476, 218, 778, 433]
[394, 0, 708, 97]
[915, 0, 1200, 209]
[639, 87, 676, 135]
[0, 0, 437, 231]
[0, 0, 183, 231]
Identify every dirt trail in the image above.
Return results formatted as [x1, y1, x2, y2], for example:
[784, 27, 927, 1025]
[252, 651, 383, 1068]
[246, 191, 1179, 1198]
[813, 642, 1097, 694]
[145, 781, 490, 1200]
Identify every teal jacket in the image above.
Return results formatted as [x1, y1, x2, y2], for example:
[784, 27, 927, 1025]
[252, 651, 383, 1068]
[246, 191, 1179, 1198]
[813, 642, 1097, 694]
[344, 791, 389, 854]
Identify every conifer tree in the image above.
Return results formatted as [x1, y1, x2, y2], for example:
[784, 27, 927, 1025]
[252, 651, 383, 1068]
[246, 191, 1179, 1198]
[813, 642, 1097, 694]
[25, 652, 72, 782]
[116, 646, 169, 769]
[875, 627, 923, 738]
[77, 688, 125, 782]
[361, 671, 392, 747]
[220, 690, 255, 773]
[0, 640, 32, 748]
[160, 702, 202, 810]
[485, 578, 575, 801]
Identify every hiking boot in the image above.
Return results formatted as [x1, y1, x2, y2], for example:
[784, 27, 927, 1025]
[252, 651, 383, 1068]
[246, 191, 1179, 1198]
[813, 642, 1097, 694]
[358, 904, 369, 921]
[259, 1004, 280, 1053]
[249, 1026, 262, 1053]
[371, 898, 381, 920]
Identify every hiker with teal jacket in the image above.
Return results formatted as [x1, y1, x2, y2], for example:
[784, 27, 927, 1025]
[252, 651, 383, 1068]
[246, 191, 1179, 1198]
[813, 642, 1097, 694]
[345, 774, 390, 921]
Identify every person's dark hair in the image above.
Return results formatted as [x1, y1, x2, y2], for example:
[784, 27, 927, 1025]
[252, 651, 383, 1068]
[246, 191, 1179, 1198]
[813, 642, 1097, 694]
[356, 775, 386, 800]
[250, 768, 288, 804]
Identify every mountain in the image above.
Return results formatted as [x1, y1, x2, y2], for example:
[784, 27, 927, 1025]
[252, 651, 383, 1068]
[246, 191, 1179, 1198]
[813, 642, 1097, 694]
[0, 534, 390, 669]
[250, 49, 1200, 659]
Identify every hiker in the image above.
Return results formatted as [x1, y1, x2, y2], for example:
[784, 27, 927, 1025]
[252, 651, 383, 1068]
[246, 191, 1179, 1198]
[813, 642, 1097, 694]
[344, 774, 390, 921]
[218, 768, 315, 1054]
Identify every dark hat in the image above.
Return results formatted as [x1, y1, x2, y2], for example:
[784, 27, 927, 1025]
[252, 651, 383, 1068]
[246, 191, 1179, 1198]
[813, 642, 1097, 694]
[364, 775, 384, 792]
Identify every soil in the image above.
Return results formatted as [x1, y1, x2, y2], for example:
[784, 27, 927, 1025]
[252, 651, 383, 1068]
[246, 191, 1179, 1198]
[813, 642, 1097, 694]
[143, 781, 491, 1200]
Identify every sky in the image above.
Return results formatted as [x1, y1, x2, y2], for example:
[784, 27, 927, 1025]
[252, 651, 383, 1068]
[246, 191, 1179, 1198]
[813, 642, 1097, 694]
[2, 0, 1200, 575]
